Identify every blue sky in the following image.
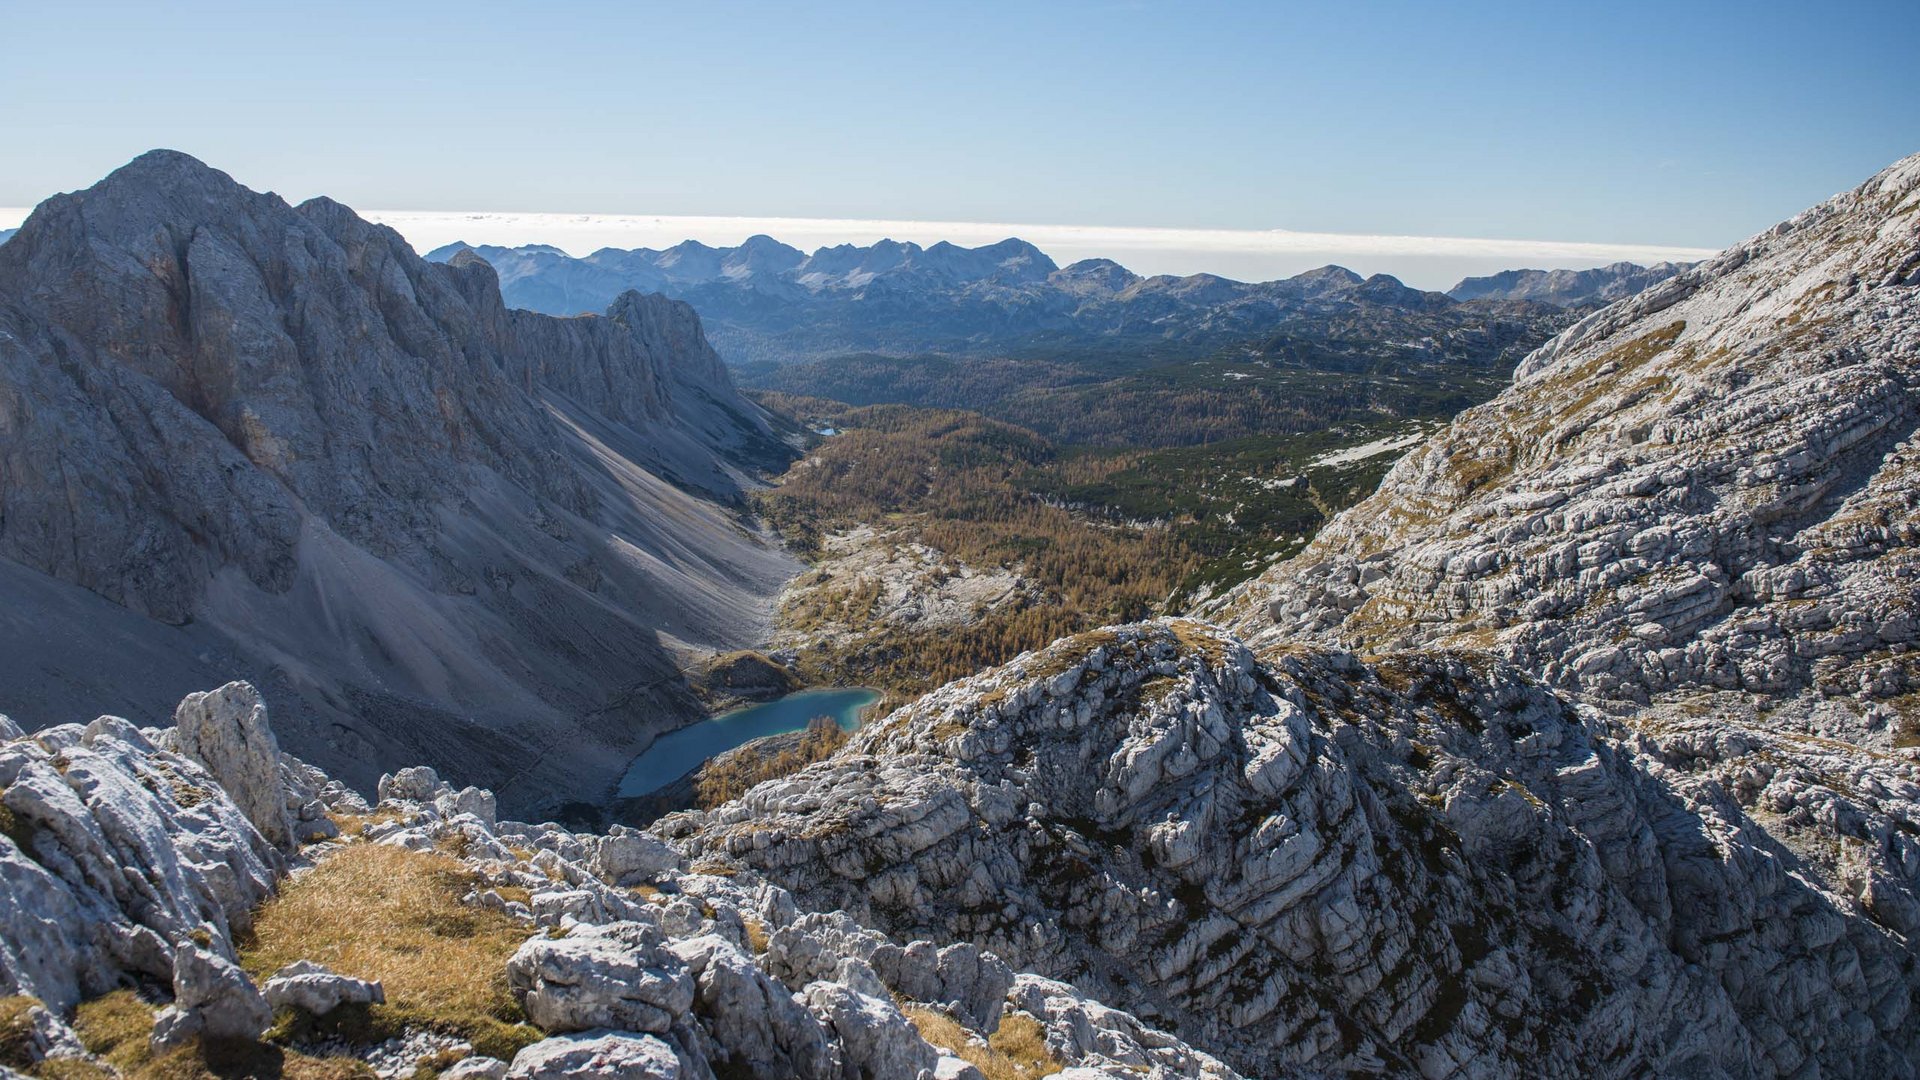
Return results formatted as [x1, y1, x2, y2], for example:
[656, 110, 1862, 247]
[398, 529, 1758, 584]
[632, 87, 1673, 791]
[4, 0, 1916, 280]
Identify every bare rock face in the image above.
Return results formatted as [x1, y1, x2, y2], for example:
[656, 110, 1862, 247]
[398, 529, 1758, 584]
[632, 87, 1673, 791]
[0, 150, 799, 813]
[0, 707, 279, 1012]
[666, 620, 1920, 1077]
[172, 682, 291, 849]
[1209, 152, 1920, 731]
[507, 920, 696, 1034]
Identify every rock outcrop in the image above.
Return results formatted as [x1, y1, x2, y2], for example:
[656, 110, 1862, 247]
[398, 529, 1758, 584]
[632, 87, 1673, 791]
[0, 150, 799, 814]
[261, 960, 385, 1017]
[1211, 151, 1920, 736]
[149, 944, 273, 1052]
[0, 708, 279, 1014]
[172, 682, 292, 849]
[1, 685, 1235, 1079]
[667, 620, 1920, 1077]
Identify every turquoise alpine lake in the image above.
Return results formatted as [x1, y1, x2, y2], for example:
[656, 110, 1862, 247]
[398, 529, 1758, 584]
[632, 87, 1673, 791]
[616, 687, 881, 798]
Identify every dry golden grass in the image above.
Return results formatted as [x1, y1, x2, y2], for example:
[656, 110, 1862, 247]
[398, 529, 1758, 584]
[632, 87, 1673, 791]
[31, 991, 374, 1080]
[240, 844, 539, 1060]
[325, 809, 405, 839]
[905, 1006, 1062, 1080]
[1, 994, 40, 1072]
[743, 917, 770, 954]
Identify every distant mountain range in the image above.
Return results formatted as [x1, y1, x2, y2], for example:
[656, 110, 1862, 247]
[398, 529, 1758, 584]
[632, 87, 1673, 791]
[427, 236, 1671, 365]
[0, 229, 15, 245]
[1446, 259, 1697, 306]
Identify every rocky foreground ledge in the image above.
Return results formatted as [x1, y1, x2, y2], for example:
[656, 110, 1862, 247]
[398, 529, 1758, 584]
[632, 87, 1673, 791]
[0, 681, 1233, 1080]
[5, 621, 1920, 1078]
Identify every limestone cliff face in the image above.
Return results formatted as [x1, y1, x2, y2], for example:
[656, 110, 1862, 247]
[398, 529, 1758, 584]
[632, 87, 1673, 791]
[666, 620, 1920, 1077]
[0, 151, 797, 812]
[1209, 152, 1920, 730]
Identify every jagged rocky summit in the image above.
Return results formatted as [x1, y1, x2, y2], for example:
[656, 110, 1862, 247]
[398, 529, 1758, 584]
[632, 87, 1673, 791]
[1209, 150, 1920, 745]
[0, 151, 800, 815]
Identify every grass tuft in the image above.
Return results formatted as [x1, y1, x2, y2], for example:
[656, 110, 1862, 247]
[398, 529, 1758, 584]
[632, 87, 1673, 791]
[1, 994, 41, 1072]
[240, 844, 540, 1060]
[905, 1006, 1063, 1080]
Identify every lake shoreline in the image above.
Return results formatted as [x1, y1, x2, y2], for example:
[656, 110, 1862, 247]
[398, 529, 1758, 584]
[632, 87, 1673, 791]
[615, 686, 883, 803]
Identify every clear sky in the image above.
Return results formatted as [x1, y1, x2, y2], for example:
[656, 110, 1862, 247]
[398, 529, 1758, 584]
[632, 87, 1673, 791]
[4, 0, 1916, 282]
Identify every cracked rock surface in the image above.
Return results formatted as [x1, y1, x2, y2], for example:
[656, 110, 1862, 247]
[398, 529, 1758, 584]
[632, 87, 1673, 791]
[669, 620, 1920, 1077]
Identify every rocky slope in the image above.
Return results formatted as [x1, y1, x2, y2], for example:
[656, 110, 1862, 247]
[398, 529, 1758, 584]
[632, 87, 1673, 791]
[427, 238, 1574, 367]
[13, 635, 1920, 1078]
[0, 685, 1238, 1080]
[1210, 151, 1920, 738]
[0, 151, 799, 814]
[667, 619, 1920, 1077]
[1447, 261, 1696, 308]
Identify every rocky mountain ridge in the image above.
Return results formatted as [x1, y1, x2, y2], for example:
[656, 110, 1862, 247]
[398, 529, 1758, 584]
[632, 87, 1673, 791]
[1446, 261, 1696, 308]
[0, 151, 799, 814]
[1210, 150, 1920, 742]
[425, 237, 1574, 366]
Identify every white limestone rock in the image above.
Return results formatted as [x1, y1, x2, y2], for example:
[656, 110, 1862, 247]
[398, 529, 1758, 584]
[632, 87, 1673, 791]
[669, 933, 837, 1080]
[441, 1056, 509, 1080]
[505, 1030, 683, 1079]
[506, 920, 695, 1034]
[0, 715, 280, 1010]
[150, 943, 272, 1052]
[800, 980, 940, 1080]
[173, 681, 293, 849]
[262, 960, 385, 1016]
[669, 619, 1920, 1077]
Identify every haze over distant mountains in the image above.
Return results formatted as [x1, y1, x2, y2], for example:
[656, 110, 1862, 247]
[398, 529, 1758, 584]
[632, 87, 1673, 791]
[428, 235, 1688, 364]
[1447, 259, 1700, 306]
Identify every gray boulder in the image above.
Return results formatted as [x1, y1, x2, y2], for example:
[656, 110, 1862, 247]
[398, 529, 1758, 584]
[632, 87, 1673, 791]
[505, 1030, 683, 1079]
[506, 921, 695, 1034]
[150, 943, 272, 1052]
[800, 981, 939, 1080]
[261, 960, 385, 1016]
[670, 934, 836, 1080]
[589, 827, 682, 885]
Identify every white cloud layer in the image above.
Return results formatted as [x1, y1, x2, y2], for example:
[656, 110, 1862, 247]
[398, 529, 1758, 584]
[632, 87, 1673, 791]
[0, 207, 1723, 290]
